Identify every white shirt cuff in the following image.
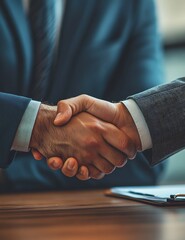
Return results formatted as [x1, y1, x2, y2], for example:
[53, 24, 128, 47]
[122, 99, 153, 151]
[11, 100, 41, 152]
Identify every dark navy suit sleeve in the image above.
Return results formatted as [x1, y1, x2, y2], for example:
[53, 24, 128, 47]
[130, 78, 185, 166]
[0, 92, 31, 168]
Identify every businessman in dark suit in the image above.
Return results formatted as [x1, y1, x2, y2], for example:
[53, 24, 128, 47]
[59, 78, 185, 177]
[0, 0, 165, 191]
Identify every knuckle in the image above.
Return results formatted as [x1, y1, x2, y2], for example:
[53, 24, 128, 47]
[98, 124, 106, 134]
[102, 164, 115, 174]
[116, 159, 125, 167]
[90, 121, 103, 132]
[80, 94, 88, 100]
[87, 138, 99, 149]
[117, 158, 127, 168]
[129, 151, 137, 160]
[116, 155, 127, 167]
[57, 99, 68, 109]
[80, 94, 92, 103]
[121, 136, 129, 150]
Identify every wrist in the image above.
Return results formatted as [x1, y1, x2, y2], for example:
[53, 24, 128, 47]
[29, 104, 57, 150]
[118, 103, 142, 151]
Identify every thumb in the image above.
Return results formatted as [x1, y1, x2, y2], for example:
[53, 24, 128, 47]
[54, 95, 89, 126]
[54, 102, 73, 126]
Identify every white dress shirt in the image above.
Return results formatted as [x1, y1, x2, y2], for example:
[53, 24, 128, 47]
[122, 99, 153, 151]
[11, 100, 41, 151]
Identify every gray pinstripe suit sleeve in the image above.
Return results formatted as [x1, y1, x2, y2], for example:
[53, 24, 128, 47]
[129, 77, 185, 166]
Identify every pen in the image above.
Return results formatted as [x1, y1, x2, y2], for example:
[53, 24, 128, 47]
[128, 191, 156, 197]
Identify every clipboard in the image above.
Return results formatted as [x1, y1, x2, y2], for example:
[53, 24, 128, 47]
[105, 184, 185, 206]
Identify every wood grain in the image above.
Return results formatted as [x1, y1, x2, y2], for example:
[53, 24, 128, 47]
[0, 190, 185, 240]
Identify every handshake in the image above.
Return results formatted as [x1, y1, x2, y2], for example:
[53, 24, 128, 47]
[30, 95, 142, 180]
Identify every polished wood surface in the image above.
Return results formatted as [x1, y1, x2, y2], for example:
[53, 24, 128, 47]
[0, 189, 185, 240]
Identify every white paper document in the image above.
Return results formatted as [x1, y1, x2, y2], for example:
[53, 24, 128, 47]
[106, 184, 185, 206]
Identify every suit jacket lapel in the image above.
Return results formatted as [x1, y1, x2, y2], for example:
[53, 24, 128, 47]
[2, 0, 33, 96]
[49, 0, 96, 102]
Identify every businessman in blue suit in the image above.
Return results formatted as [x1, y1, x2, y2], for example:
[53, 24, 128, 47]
[0, 0, 165, 191]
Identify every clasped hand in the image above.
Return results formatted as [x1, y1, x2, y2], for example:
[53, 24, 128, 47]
[30, 95, 141, 180]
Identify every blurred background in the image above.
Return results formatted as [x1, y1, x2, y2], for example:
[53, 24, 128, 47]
[156, 0, 185, 184]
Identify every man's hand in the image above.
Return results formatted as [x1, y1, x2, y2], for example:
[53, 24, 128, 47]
[30, 103, 136, 179]
[50, 95, 142, 179]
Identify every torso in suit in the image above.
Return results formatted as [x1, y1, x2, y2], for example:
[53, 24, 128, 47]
[0, 0, 165, 191]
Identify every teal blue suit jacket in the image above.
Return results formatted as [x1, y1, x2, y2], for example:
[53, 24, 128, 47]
[0, 0, 165, 191]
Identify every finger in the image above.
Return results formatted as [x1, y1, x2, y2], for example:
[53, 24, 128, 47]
[102, 123, 137, 159]
[76, 166, 90, 181]
[89, 154, 116, 175]
[47, 157, 63, 170]
[128, 151, 137, 160]
[31, 149, 43, 160]
[87, 165, 105, 179]
[61, 157, 79, 177]
[99, 141, 127, 168]
[116, 157, 128, 168]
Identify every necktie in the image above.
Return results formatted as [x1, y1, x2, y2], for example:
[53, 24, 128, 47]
[29, 0, 56, 100]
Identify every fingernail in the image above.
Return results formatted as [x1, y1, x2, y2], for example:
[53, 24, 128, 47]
[79, 168, 90, 179]
[52, 161, 60, 169]
[67, 161, 75, 170]
[79, 168, 84, 176]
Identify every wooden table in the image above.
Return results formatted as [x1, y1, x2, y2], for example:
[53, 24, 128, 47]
[0, 189, 185, 240]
